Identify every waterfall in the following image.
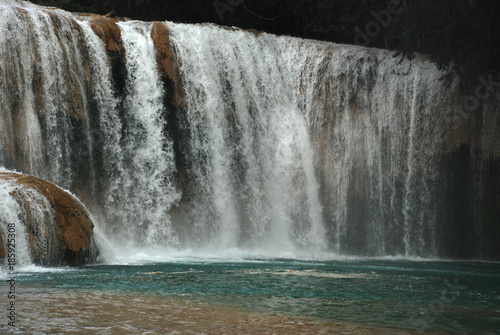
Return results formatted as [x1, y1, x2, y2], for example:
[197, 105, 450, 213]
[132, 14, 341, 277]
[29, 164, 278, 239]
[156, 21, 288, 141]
[0, 1, 96, 192]
[276, 39, 459, 257]
[0, 174, 32, 267]
[166, 22, 327, 254]
[112, 21, 180, 248]
[0, 1, 498, 261]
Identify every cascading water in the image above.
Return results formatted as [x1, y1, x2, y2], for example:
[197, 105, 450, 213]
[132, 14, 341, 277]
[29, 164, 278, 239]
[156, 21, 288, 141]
[107, 21, 180, 249]
[0, 174, 32, 267]
[277, 39, 460, 257]
[0, 1, 498, 262]
[0, 1, 96, 193]
[166, 22, 327, 255]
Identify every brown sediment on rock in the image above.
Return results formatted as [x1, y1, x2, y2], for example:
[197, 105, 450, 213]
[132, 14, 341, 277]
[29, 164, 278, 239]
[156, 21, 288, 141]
[151, 22, 178, 83]
[0, 172, 97, 265]
[151, 21, 185, 108]
[85, 14, 128, 95]
[88, 14, 122, 53]
[105, 10, 118, 19]
[65, 13, 185, 108]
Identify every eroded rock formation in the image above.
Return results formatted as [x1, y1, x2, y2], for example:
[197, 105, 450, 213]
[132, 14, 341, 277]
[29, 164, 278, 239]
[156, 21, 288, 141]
[85, 14, 185, 107]
[0, 172, 98, 266]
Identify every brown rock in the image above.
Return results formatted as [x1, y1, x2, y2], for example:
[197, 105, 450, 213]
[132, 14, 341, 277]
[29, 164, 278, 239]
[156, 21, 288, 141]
[105, 10, 118, 18]
[151, 22, 177, 83]
[0, 172, 98, 266]
[151, 21, 185, 108]
[88, 15, 122, 53]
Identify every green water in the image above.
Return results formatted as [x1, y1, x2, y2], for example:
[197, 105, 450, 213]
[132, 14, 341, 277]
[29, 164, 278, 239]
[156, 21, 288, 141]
[2, 259, 500, 333]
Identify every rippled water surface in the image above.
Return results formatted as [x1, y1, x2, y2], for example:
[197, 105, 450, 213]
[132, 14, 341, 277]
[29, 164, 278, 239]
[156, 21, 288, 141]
[1, 259, 499, 334]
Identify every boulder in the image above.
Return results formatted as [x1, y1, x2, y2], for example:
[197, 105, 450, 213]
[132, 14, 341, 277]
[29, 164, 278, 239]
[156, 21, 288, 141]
[0, 172, 98, 266]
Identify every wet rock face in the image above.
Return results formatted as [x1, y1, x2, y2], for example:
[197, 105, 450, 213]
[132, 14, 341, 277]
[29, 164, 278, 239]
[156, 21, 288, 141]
[0, 172, 98, 266]
[86, 15, 185, 107]
[88, 14, 122, 52]
[151, 21, 185, 108]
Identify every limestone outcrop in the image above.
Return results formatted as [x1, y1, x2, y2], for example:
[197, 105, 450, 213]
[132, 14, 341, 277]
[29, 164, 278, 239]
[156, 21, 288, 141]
[86, 14, 185, 107]
[0, 172, 98, 266]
